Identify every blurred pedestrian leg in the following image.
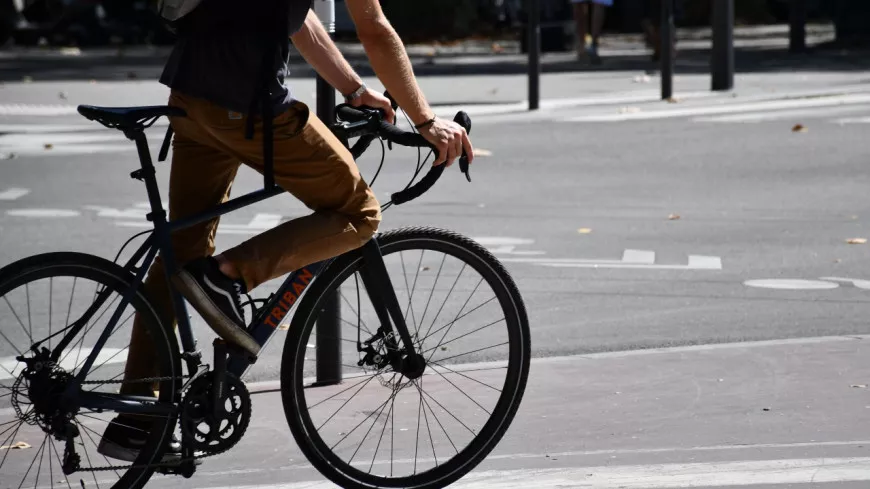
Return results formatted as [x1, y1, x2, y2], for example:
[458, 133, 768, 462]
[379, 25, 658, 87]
[572, 0, 611, 64]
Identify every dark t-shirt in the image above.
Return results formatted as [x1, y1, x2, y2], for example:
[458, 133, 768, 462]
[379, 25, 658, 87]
[159, 0, 312, 115]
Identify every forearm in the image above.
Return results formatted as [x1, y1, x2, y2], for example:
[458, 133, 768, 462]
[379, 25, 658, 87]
[290, 10, 362, 96]
[357, 22, 433, 126]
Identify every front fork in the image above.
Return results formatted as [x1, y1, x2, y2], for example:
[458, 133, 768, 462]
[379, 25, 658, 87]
[357, 238, 418, 360]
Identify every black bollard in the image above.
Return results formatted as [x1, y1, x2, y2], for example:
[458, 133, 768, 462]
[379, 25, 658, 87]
[660, 0, 675, 100]
[789, 0, 807, 53]
[528, 0, 541, 110]
[711, 0, 734, 91]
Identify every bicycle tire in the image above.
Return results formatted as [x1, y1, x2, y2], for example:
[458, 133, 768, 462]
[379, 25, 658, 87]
[0, 252, 181, 489]
[280, 227, 531, 489]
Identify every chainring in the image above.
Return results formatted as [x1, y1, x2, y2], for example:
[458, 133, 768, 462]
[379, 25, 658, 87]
[180, 371, 251, 454]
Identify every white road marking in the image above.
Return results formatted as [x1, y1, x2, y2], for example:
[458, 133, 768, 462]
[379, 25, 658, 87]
[694, 103, 870, 123]
[195, 457, 870, 488]
[0, 124, 101, 133]
[471, 236, 546, 256]
[0, 104, 78, 116]
[566, 93, 870, 122]
[0, 188, 30, 201]
[502, 250, 722, 270]
[6, 208, 80, 218]
[818, 277, 870, 290]
[835, 116, 870, 124]
[622, 249, 655, 264]
[744, 279, 840, 290]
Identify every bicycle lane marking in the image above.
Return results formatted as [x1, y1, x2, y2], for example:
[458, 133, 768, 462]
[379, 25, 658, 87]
[0, 188, 30, 201]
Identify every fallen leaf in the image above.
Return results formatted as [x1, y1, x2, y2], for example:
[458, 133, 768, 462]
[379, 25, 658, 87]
[792, 124, 807, 133]
[0, 152, 16, 160]
[847, 238, 867, 245]
[762, 408, 771, 412]
[44, 143, 53, 150]
[668, 213, 681, 220]
[666, 97, 680, 103]
[0, 441, 31, 450]
[474, 148, 493, 157]
[577, 228, 592, 234]
[440, 346, 448, 351]
[58, 91, 67, 100]
[278, 324, 289, 331]
[421, 266, 431, 272]
[851, 384, 867, 389]
[491, 42, 504, 54]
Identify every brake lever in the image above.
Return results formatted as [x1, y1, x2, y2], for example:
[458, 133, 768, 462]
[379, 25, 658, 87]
[453, 112, 472, 182]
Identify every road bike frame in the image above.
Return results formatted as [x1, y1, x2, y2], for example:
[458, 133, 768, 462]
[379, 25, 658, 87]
[52, 121, 419, 418]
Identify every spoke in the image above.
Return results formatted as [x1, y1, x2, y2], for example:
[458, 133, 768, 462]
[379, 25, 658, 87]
[77, 420, 121, 479]
[48, 432, 54, 489]
[59, 293, 121, 370]
[349, 386, 397, 465]
[1, 362, 18, 381]
[418, 296, 497, 348]
[419, 384, 477, 438]
[315, 374, 379, 431]
[329, 392, 394, 453]
[429, 360, 503, 392]
[15, 433, 46, 489]
[64, 277, 77, 337]
[4, 296, 31, 349]
[310, 372, 381, 411]
[0, 419, 23, 470]
[416, 254, 447, 343]
[418, 387, 459, 455]
[414, 377, 424, 474]
[424, 278, 485, 363]
[75, 421, 103, 489]
[340, 290, 373, 337]
[416, 379, 442, 463]
[418, 263, 466, 347]
[48, 277, 53, 351]
[422, 318, 506, 358]
[429, 364, 491, 415]
[437, 342, 510, 364]
[50, 437, 74, 489]
[399, 251, 419, 337]
[368, 392, 395, 473]
[87, 341, 131, 377]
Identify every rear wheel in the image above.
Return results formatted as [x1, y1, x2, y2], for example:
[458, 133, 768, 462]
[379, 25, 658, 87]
[0, 253, 181, 489]
[281, 227, 530, 488]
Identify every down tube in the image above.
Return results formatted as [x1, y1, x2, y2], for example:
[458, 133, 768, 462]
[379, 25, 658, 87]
[227, 260, 326, 377]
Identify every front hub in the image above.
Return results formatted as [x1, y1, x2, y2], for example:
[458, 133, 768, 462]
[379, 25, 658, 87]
[401, 353, 427, 380]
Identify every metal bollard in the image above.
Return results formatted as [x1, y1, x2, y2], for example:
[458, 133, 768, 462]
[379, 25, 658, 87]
[711, 0, 735, 91]
[528, 0, 541, 110]
[313, 0, 342, 387]
[789, 0, 807, 53]
[660, 0, 675, 100]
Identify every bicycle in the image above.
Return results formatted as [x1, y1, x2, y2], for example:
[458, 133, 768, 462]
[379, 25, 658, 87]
[0, 96, 531, 489]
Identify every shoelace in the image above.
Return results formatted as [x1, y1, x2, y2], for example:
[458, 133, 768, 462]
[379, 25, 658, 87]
[231, 282, 246, 322]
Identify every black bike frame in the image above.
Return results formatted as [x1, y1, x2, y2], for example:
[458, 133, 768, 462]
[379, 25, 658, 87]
[58, 124, 416, 416]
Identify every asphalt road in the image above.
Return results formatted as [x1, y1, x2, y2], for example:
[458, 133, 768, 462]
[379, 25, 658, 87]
[0, 64, 869, 488]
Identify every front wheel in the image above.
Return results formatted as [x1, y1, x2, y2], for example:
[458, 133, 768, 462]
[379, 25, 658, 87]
[281, 227, 531, 488]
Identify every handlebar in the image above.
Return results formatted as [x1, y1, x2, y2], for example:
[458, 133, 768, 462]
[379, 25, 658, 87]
[332, 104, 472, 206]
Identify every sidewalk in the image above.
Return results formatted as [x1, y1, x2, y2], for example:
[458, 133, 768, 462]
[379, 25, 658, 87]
[156, 335, 870, 488]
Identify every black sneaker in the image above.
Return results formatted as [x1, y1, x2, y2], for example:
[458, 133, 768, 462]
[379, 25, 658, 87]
[171, 256, 260, 358]
[97, 416, 181, 463]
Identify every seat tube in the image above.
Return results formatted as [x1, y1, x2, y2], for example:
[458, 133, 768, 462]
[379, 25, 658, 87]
[130, 130, 197, 354]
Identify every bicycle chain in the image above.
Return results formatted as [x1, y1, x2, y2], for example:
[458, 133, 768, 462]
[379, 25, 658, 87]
[73, 374, 241, 473]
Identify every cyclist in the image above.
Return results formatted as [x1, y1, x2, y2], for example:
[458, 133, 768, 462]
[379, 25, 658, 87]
[98, 0, 473, 462]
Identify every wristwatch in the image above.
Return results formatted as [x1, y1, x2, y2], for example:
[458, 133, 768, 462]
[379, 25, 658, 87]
[344, 83, 367, 103]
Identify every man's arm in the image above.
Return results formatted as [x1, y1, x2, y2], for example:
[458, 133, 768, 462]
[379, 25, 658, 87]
[345, 0, 472, 166]
[290, 10, 394, 122]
